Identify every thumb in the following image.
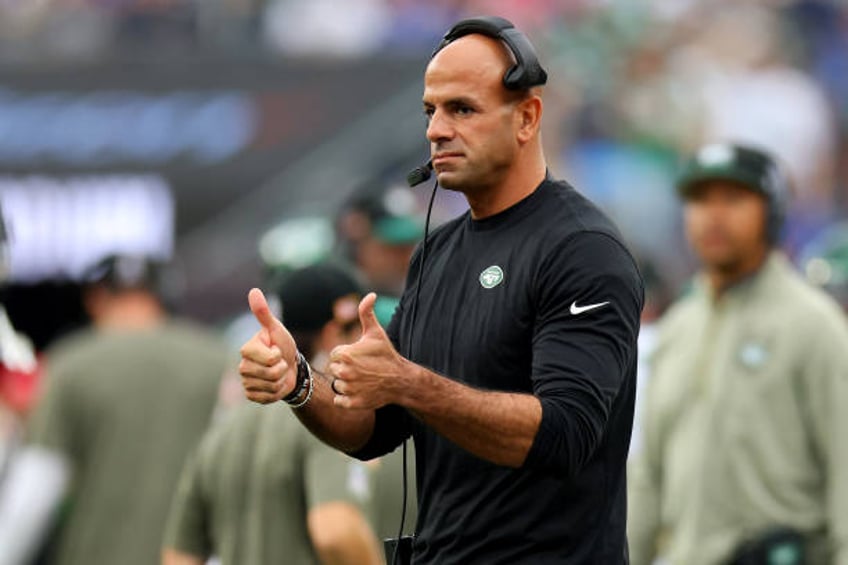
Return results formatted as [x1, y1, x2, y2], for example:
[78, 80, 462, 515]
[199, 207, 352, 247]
[248, 288, 292, 353]
[358, 292, 382, 337]
[248, 288, 278, 330]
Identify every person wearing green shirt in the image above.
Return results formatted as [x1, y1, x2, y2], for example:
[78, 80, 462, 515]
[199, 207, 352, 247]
[0, 254, 231, 565]
[162, 263, 383, 565]
[628, 143, 848, 565]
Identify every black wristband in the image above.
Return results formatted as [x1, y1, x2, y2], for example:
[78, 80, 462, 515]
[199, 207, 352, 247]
[282, 352, 309, 403]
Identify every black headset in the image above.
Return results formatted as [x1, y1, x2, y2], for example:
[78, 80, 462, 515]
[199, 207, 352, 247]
[432, 16, 548, 91]
[757, 152, 790, 245]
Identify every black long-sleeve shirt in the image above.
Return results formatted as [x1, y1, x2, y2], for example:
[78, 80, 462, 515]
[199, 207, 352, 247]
[352, 178, 643, 564]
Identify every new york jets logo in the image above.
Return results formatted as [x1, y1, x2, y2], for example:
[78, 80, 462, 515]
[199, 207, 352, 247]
[479, 265, 504, 289]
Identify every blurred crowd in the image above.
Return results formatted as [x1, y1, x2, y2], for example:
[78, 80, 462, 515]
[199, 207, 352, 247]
[3, 0, 847, 299]
[0, 0, 535, 59]
[539, 0, 848, 299]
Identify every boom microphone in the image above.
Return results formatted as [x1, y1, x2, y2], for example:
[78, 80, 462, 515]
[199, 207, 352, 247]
[406, 161, 433, 187]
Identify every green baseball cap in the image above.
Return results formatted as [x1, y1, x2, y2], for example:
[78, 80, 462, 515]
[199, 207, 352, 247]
[373, 215, 424, 245]
[676, 143, 780, 199]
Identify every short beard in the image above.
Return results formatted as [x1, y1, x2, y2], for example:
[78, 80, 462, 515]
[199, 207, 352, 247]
[702, 244, 770, 288]
[709, 256, 745, 276]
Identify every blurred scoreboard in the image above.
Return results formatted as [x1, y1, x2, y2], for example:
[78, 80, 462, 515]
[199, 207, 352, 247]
[0, 174, 173, 282]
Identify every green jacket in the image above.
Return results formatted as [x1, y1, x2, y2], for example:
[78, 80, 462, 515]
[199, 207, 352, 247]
[628, 253, 848, 565]
[27, 321, 230, 565]
[163, 401, 373, 565]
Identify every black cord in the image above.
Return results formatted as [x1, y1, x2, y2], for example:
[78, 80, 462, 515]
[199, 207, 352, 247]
[391, 177, 439, 565]
[407, 177, 439, 360]
[392, 438, 409, 563]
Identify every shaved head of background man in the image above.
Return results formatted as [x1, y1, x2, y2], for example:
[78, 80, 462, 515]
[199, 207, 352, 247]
[239, 17, 643, 564]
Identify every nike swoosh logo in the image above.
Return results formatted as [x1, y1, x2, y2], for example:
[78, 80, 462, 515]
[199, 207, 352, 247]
[570, 300, 610, 315]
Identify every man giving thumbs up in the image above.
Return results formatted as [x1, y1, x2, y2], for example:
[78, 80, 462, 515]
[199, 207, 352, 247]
[239, 16, 643, 565]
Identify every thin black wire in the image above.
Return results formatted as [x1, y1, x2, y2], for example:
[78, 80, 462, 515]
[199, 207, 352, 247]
[391, 177, 439, 565]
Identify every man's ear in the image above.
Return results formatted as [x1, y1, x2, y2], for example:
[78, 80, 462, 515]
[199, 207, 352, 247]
[515, 94, 542, 144]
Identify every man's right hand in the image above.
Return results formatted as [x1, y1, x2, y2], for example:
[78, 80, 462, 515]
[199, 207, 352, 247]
[239, 288, 299, 404]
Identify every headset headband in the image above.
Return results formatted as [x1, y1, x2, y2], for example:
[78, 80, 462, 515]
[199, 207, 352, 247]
[432, 16, 548, 91]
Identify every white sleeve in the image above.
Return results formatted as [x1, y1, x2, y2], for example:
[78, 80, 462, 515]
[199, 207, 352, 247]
[0, 446, 70, 565]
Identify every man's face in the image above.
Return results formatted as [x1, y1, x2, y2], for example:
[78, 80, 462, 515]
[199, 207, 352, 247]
[422, 35, 522, 193]
[356, 237, 414, 295]
[684, 180, 769, 272]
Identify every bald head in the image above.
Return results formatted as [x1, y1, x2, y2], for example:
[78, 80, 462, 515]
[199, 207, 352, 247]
[427, 34, 516, 99]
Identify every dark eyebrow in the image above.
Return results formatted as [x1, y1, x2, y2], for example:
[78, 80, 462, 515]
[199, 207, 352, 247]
[446, 96, 478, 107]
[422, 96, 480, 109]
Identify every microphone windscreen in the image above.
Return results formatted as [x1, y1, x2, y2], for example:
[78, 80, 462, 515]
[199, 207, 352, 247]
[406, 162, 433, 187]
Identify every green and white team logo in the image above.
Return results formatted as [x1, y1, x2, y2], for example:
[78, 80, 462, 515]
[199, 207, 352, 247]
[479, 265, 504, 289]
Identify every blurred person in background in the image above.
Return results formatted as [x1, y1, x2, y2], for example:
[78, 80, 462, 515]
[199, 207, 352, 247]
[628, 142, 848, 565]
[0, 254, 231, 565]
[0, 205, 42, 480]
[335, 194, 422, 546]
[262, 0, 390, 56]
[355, 212, 422, 299]
[335, 189, 424, 329]
[162, 263, 383, 565]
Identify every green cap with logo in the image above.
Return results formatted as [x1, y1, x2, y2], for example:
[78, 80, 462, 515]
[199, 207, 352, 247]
[676, 142, 780, 200]
[676, 142, 789, 243]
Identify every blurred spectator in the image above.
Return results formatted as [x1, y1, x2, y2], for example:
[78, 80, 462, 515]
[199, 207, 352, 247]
[0, 306, 40, 466]
[335, 186, 424, 324]
[0, 204, 42, 485]
[262, 0, 391, 57]
[162, 263, 384, 565]
[356, 213, 422, 298]
[628, 143, 848, 565]
[0, 253, 231, 565]
[333, 191, 423, 547]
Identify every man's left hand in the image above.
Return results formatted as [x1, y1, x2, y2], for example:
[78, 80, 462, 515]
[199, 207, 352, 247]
[327, 293, 411, 410]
